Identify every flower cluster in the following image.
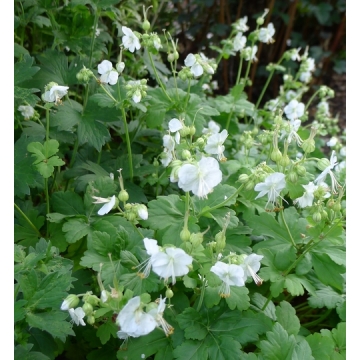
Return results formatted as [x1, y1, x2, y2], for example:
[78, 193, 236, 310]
[159, 118, 228, 198]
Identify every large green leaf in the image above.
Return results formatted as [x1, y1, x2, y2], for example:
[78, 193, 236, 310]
[275, 301, 300, 336]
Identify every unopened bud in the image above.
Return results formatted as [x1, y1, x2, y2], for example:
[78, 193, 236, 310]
[165, 288, 174, 299]
[142, 20, 150, 31]
[271, 148, 282, 162]
[87, 315, 96, 325]
[295, 165, 306, 177]
[312, 212, 322, 223]
[279, 155, 290, 167]
[189, 126, 196, 136]
[333, 202, 342, 212]
[256, 17, 264, 25]
[190, 232, 203, 247]
[82, 303, 93, 316]
[60, 294, 79, 310]
[180, 228, 191, 242]
[181, 150, 192, 160]
[317, 158, 330, 171]
[118, 189, 129, 202]
[238, 174, 249, 183]
[301, 139, 315, 153]
[287, 171, 298, 183]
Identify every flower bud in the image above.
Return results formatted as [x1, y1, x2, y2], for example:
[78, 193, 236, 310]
[189, 126, 196, 136]
[82, 302, 93, 316]
[244, 180, 255, 191]
[167, 53, 175, 62]
[118, 189, 129, 202]
[271, 148, 282, 162]
[195, 137, 205, 147]
[256, 17, 264, 25]
[312, 212, 322, 223]
[287, 171, 298, 183]
[317, 158, 330, 171]
[301, 139, 315, 153]
[142, 20, 150, 31]
[181, 150, 192, 160]
[333, 202, 342, 212]
[180, 228, 191, 242]
[215, 231, 226, 252]
[238, 174, 249, 183]
[321, 210, 328, 219]
[116, 62, 125, 74]
[165, 288, 174, 299]
[126, 212, 137, 222]
[87, 315, 96, 325]
[83, 293, 99, 306]
[137, 204, 148, 220]
[179, 126, 190, 137]
[279, 155, 290, 167]
[190, 232, 203, 247]
[327, 199, 335, 208]
[295, 165, 306, 177]
[61, 294, 79, 310]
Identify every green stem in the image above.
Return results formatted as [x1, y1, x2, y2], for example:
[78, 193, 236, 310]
[198, 184, 244, 216]
[304, 89, 320, 112]
[45, 108, 50, 237]
[196, 268, 206, 312]
[147, 50, 172, 102]
[302, 309, 332, 328]
[88, 10, 100, 69]
[14, 203, 42, 238]
[117, 82, 133, 181]
[279, 207, 297, 248]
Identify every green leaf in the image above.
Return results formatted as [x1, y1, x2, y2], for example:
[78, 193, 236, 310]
[207, 336, 242, 360]
[27, 140, 65, 178]
[49, 100, 82, 131]
[312, 253, 345, 291]
[173, 340, 209, 360]
[331, 322, 346, 355]
[176, 307, 208, 340]
[26, 311, 75, 342]
[14, 54, 40, 85]
[14, 86, 41, 106]
[275, 301, 300, 336]
[225, 286, 250, 311]
[51, 191, 85, 215]
[117, 330, 169, 360]
[14, 344, 51, 360]
[250, 292, 276, 321]
[258, 322, 297, 360]
[308, 286, 345, 309]
[14, 207, 44, 246]
[96, 319, 118, 345]
[284, 274, 305, 296]
[90, 93, 117, 108]
[211, 310, 272, 345]
[306, 332, 335, 359]
[15, 300, 28, 322]
[14, 136, 41, 197]
[62, 218, 91, 243]
[78, 114, 111, 151]
[204, 286, 222, 308]
[292, 338, 315, 360]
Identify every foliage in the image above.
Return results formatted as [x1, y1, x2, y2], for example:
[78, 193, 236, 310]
[14, 1, 345, 359]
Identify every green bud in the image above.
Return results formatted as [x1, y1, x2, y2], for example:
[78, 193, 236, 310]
[256, 17, 264, 25]
[287, 171, 298, 183]
[165, 288, 174, 299]
[82, 302, 93, 316]
[244, 180, 255, 191]
[173, 51, 179, 60]
[142, 20, 150, 31]
[60, 294, 79, 310]
[180, 228, 191, 242]
[127, 212, 137, 222]
[279, 155, 290, 167]
[179, 126, 190, 137]
[190, 232, 203, 247]
[321, 210, 328, 219]
[327, 199, 335, 208]
[87, 315, 95, 325]
[195, 137, 205, 147]
[333, 202, 342, 212]
[83, 293, 99, 306]
[312, 212, 322, 223]
[118, 189, 129, 202]
[271, 148, 282, 162]
[189, 126, 196, 136]
[181, 150, 192, 160]
[244, 139, 253, 149]
[215, 231, 226, 252]
[301, 139, 315, 153]
[238, 174, 249, 183]
[317, 158, 330, 171]
[252, 127, 259, 135]
[167, 53, 175, 62]
[295, 165, 306, 177]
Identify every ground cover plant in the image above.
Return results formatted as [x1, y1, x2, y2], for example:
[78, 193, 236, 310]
[14, 1, 346, 359]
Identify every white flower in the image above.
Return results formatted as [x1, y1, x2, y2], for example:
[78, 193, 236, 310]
[101, 290, 108, 303]
[286, 118, 303, 146]
[177, 157, 222, 198]
[133, 89, 141, 103]
[285, 90, 297, 101]
[43, 85, 69, 103]
[233, 16, 249, 32]
[168, 118, 183, 144]
[92, 195, 116, 215]
[299, 71, 311, 83]
[184, 53, 203, 77]
[204, 129, 228, 160]
[266, 98, 281, 111]
[241, 254, 264, 285]
[97, 60, 119, 85]
[254, 172, 286, 207]
[18, 105, 34, 119]
[284, 99, 305, 120]
[314, 151, 340, 193]
[294, 182, 318, 208]
[258, 23, 275, 43]
[210, 261, 245, 298]
[327, 137, 338, 147]
[68, 307, 86, 326]
[243, 45, 258, 62]
[151, 247, 193, 284]
[317, 100, 330, 116]
[137, 205, 148, 220]
[290, 47, 301, 61]
[233, 32, 246, 51]
[160, 150, 173, 167]
[117, 296, 157, 337]
[148, 296, 174, 336]
[122, 26, 141, 53]
[136, 238, 160, 278]
[202, 120, 220, 135]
